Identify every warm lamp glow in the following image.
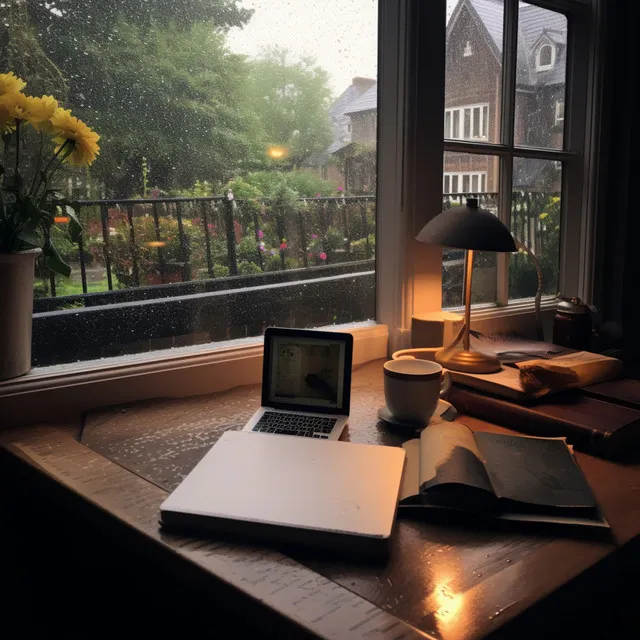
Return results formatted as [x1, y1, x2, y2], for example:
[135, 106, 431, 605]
[53, 216, 70, 224]
[434, 581, 465, 627]
[146, 241, 166, 248]
[267, 145, 287, 159]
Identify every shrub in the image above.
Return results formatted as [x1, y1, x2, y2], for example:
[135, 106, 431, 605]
[350, 234, 375, 260]
[236, 236, 261, 264]
[213, 265, 230, 278]
[238, 261, 263, 275]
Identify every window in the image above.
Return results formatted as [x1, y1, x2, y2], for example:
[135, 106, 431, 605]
[441, 0, 576, 310]
[0, 0, 604, 412]
[536, 43, 556, 71]
[444, 104, 489, 140]
[443, 172, 487, 194]
[463, 40, 473, 56]
[7, 1, 379, 367]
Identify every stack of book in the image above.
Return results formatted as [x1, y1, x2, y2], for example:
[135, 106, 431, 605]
[446, 345, 639, 459]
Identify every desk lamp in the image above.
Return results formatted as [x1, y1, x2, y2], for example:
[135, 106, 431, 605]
[416, 198, 517, 373]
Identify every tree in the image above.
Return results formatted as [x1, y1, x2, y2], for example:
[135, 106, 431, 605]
[246, 47, 332, 170]
[1, 0, 254, 197]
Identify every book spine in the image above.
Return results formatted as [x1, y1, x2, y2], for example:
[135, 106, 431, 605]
[448, 386, 607, 456]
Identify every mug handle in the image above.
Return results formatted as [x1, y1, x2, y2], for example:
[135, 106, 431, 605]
[440, 370, 452, 398]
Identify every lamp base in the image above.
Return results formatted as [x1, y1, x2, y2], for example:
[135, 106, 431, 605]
[435, 348, 501, 374]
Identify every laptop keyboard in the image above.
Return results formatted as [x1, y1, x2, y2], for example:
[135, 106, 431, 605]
[252, 411, 337, 438]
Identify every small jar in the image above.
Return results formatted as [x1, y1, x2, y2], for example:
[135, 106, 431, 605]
[552, 296, 592, 350]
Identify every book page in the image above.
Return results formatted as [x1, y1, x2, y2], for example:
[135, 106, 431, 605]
[399, 439, 420, 502]
[419, 422, 493, 494]
[475, 432, 597, 508]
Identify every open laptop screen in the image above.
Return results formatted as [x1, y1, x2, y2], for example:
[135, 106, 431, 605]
[263, 329, 352, 414]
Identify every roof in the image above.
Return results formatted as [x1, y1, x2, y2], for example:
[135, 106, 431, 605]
[465, 0, 503, 55]
[343, 84, 377, 116]
[303, 78, 375, 166]
[452, 0, 567, 87]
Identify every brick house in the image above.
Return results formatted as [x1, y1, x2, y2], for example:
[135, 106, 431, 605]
[303, 77, 376, 189]
[317, 0, 566, 196]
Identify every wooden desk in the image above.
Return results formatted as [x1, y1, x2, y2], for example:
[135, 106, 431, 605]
[3, 360, 640, 639]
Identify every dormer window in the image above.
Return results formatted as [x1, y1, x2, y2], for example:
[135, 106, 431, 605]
[536, 43, 555, 71]
[463, 41, 473, 57]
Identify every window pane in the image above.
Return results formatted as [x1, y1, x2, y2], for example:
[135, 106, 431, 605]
[446, 0, 503, 143]
[452, 110, 460, 138]
[509, 158, 561, 299]
[445, 110, 452, 138]
[9, 0, 378, 366]
[442, 152, 499, 308]
[515, 3, 567, 149]
[473, 107, 481, 138]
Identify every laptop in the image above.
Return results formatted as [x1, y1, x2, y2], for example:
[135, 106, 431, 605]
[160, 430, 406, 554]
[242, 327, 353, 440]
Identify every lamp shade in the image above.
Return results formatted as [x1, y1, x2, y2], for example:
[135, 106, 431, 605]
[416, 198, 516, 252]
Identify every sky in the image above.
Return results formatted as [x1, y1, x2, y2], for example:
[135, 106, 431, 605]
[227, 0, 378, 98]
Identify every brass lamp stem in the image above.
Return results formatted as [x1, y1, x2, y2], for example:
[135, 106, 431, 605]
[463, 248, 474, 351]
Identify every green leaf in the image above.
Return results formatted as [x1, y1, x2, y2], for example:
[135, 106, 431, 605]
[16, 228, 42, 248]
[43, 240, 71, 278]
[20, 198, 45, 227]
[14, 169, 23, 192]
[65, 204, 83, 243]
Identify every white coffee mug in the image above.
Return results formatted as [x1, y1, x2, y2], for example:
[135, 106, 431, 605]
[383, 358, 451, 425]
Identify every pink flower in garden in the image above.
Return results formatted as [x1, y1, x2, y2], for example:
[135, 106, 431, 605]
[308, 252, 313, 258]
[311, 233, 318, 239]
[337, 186, 344, 192]
[257, 229, 264, 239]
[259, 242, 266, 252]
[319, 252, 327, 261]
[280, 242, 288, 250]
[315, 193, 321, 198]
[207, 223, 215, 230]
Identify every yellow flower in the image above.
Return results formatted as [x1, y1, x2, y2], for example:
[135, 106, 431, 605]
[0, 72, 26, 96]
[50, 107, 100, 166]
[0, 92, 28, 134]
[0, 105, 14, 134]
[21, 95, 59, 131]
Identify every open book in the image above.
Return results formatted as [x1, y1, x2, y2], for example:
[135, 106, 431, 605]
[399, 422, 608, 529]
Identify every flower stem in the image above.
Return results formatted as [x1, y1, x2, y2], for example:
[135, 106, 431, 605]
[38, 146, 73, 208]
[34, 139, 71, 198]
[15, 120, 20, 176]
[29, 131, 45, 196]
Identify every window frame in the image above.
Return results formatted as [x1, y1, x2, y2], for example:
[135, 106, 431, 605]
[379, 0, 606, 352]
[536, 42, 556, 70]
[440, 0, 596, 309]
[444, 103, 490, 141]
[3, 0, 608, 423]
[444, 171, 487, 194]
[555, 99, 565, 124]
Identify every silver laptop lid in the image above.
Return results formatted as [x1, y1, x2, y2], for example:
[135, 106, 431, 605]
[262, 328, 353, 415]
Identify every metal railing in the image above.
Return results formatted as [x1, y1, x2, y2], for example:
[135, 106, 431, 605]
[39, 194, 376, 298]
[37, 190, 557, 300]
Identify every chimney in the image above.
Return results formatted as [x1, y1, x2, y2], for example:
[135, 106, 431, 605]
[352, 77, 376, 91]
